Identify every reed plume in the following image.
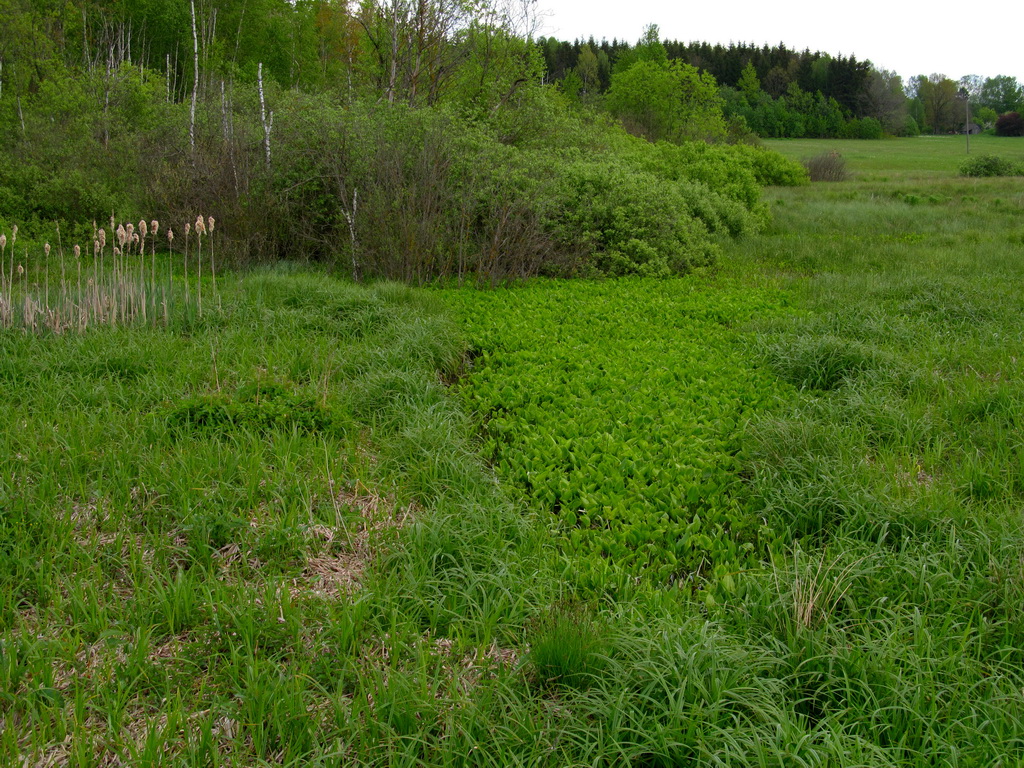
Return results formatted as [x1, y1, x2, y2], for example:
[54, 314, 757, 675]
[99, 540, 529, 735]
[183, 222, 190, 306]
[207, 216, 218, 305]
[0, 214, 216, 332]
[195, 216, 205, 317]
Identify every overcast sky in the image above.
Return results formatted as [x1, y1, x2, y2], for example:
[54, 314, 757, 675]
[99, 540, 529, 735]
[534, 0, 1024, 85]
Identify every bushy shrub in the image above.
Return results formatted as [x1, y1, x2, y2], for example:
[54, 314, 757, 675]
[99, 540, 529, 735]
[842, 117, 883, 140]
[995, 111, 1024, 137]
[1, 55, 787, 283]
[545, 158, 718, 277]
[802, 151, 851, 182]
[726, 144, 810, 186]
[959, 154, 1022, 177]
[621, 139, 764, 226]
[257, 98, 781, 281]
[0, 163, 124, 238]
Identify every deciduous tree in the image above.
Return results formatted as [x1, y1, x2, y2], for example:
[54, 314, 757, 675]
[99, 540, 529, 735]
[860, 68, 907, 134]
[980, 75, 1023, 116]
[915, 73, 960, 133]
[606, 57, 726, 143]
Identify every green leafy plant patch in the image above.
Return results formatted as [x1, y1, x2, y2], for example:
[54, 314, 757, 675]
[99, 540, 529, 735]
[445, 278, 796, 590]
[163, 381, 346, 437]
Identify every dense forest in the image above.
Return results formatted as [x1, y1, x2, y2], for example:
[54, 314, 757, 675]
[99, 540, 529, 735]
[541, 31, 1024, 139]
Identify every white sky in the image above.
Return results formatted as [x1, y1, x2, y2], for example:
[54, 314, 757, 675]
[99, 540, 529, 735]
[535, 0, 1024, 85]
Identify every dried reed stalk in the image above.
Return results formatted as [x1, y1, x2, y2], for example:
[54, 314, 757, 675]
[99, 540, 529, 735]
[1, 214, 214, 333]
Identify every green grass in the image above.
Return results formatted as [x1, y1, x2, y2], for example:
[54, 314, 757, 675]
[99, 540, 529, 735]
[4, 142, 1024, 765]
[0, 271, 556, 765]
[765, 135, 1024, 180]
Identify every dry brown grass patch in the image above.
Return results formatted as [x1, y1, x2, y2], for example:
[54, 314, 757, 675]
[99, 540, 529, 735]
[289, 484, 416, 599]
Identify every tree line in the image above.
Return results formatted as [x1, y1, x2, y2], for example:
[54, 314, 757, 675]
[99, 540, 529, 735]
[540, 31, 1024, 138]
[0, 0, 811, 283]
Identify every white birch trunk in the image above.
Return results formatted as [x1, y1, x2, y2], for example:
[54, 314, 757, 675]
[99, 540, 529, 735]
[190, 0, 199, 152]
[258, 63, 272, 168]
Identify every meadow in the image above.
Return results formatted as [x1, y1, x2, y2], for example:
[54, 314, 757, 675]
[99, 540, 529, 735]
[765, 134, 1024, 178]
[2, 137, 1024, 765]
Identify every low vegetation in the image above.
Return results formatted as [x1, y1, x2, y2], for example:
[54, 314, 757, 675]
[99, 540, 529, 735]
[802, 150, 852, 181]
[0, 216, 218, 333]
[3, 137, 1024, 765]
[959, 153, 1023, 177]
[447, 278, 794, 590]
[2, 0, 1024, 760]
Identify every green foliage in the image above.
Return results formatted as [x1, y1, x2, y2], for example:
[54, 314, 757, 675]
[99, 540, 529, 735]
[164, 381, 346, 437]
[0, 61, 160, 226]
[724, 144, 810, 186]
[448, 279, 794, 587]
[762, 336, 886, 390]
[913, 74, 962, 134]
[980, 75, 1024, 115]
[0, 164, 121, 228]
[544, 159, 719, 275]
[606, 59, 727, 143]
[446, 26, 549, 112]
[0, 0, 800, 282]
[527, 608, 607, 690]
[959, 154, 1023, 177]
[622, 139, 763, 210]
[722, 84, 852, 139]
[266, 96, 778, 280]
[975, 106, 998, 128]
[610, 23, 669, 74]
[541, 37, 874, 118]
[842, 116, 884, 139]
[737, 62, 761, 98]
[6, 147, 1024, 765]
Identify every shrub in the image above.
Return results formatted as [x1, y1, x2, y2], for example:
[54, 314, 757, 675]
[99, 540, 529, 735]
[623, 138, 763, 209]
[842, 117, 883, 140]
[727, 144, 810, 186]
[14, 62, 784, 283]
[995, 111, 1024, 137]
[802, 151, 851, 182]
[545, 158, 718, 276]
[261, 99, 784, 281]
[959, 154, 1022, 177]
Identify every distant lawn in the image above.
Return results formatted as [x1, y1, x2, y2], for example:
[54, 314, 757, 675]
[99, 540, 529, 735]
[764, 135, 1024, 179]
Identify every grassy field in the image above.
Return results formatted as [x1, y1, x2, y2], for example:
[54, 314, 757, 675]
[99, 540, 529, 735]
[765, 134, 1024, 179]
[3, 138, 1024, 765]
